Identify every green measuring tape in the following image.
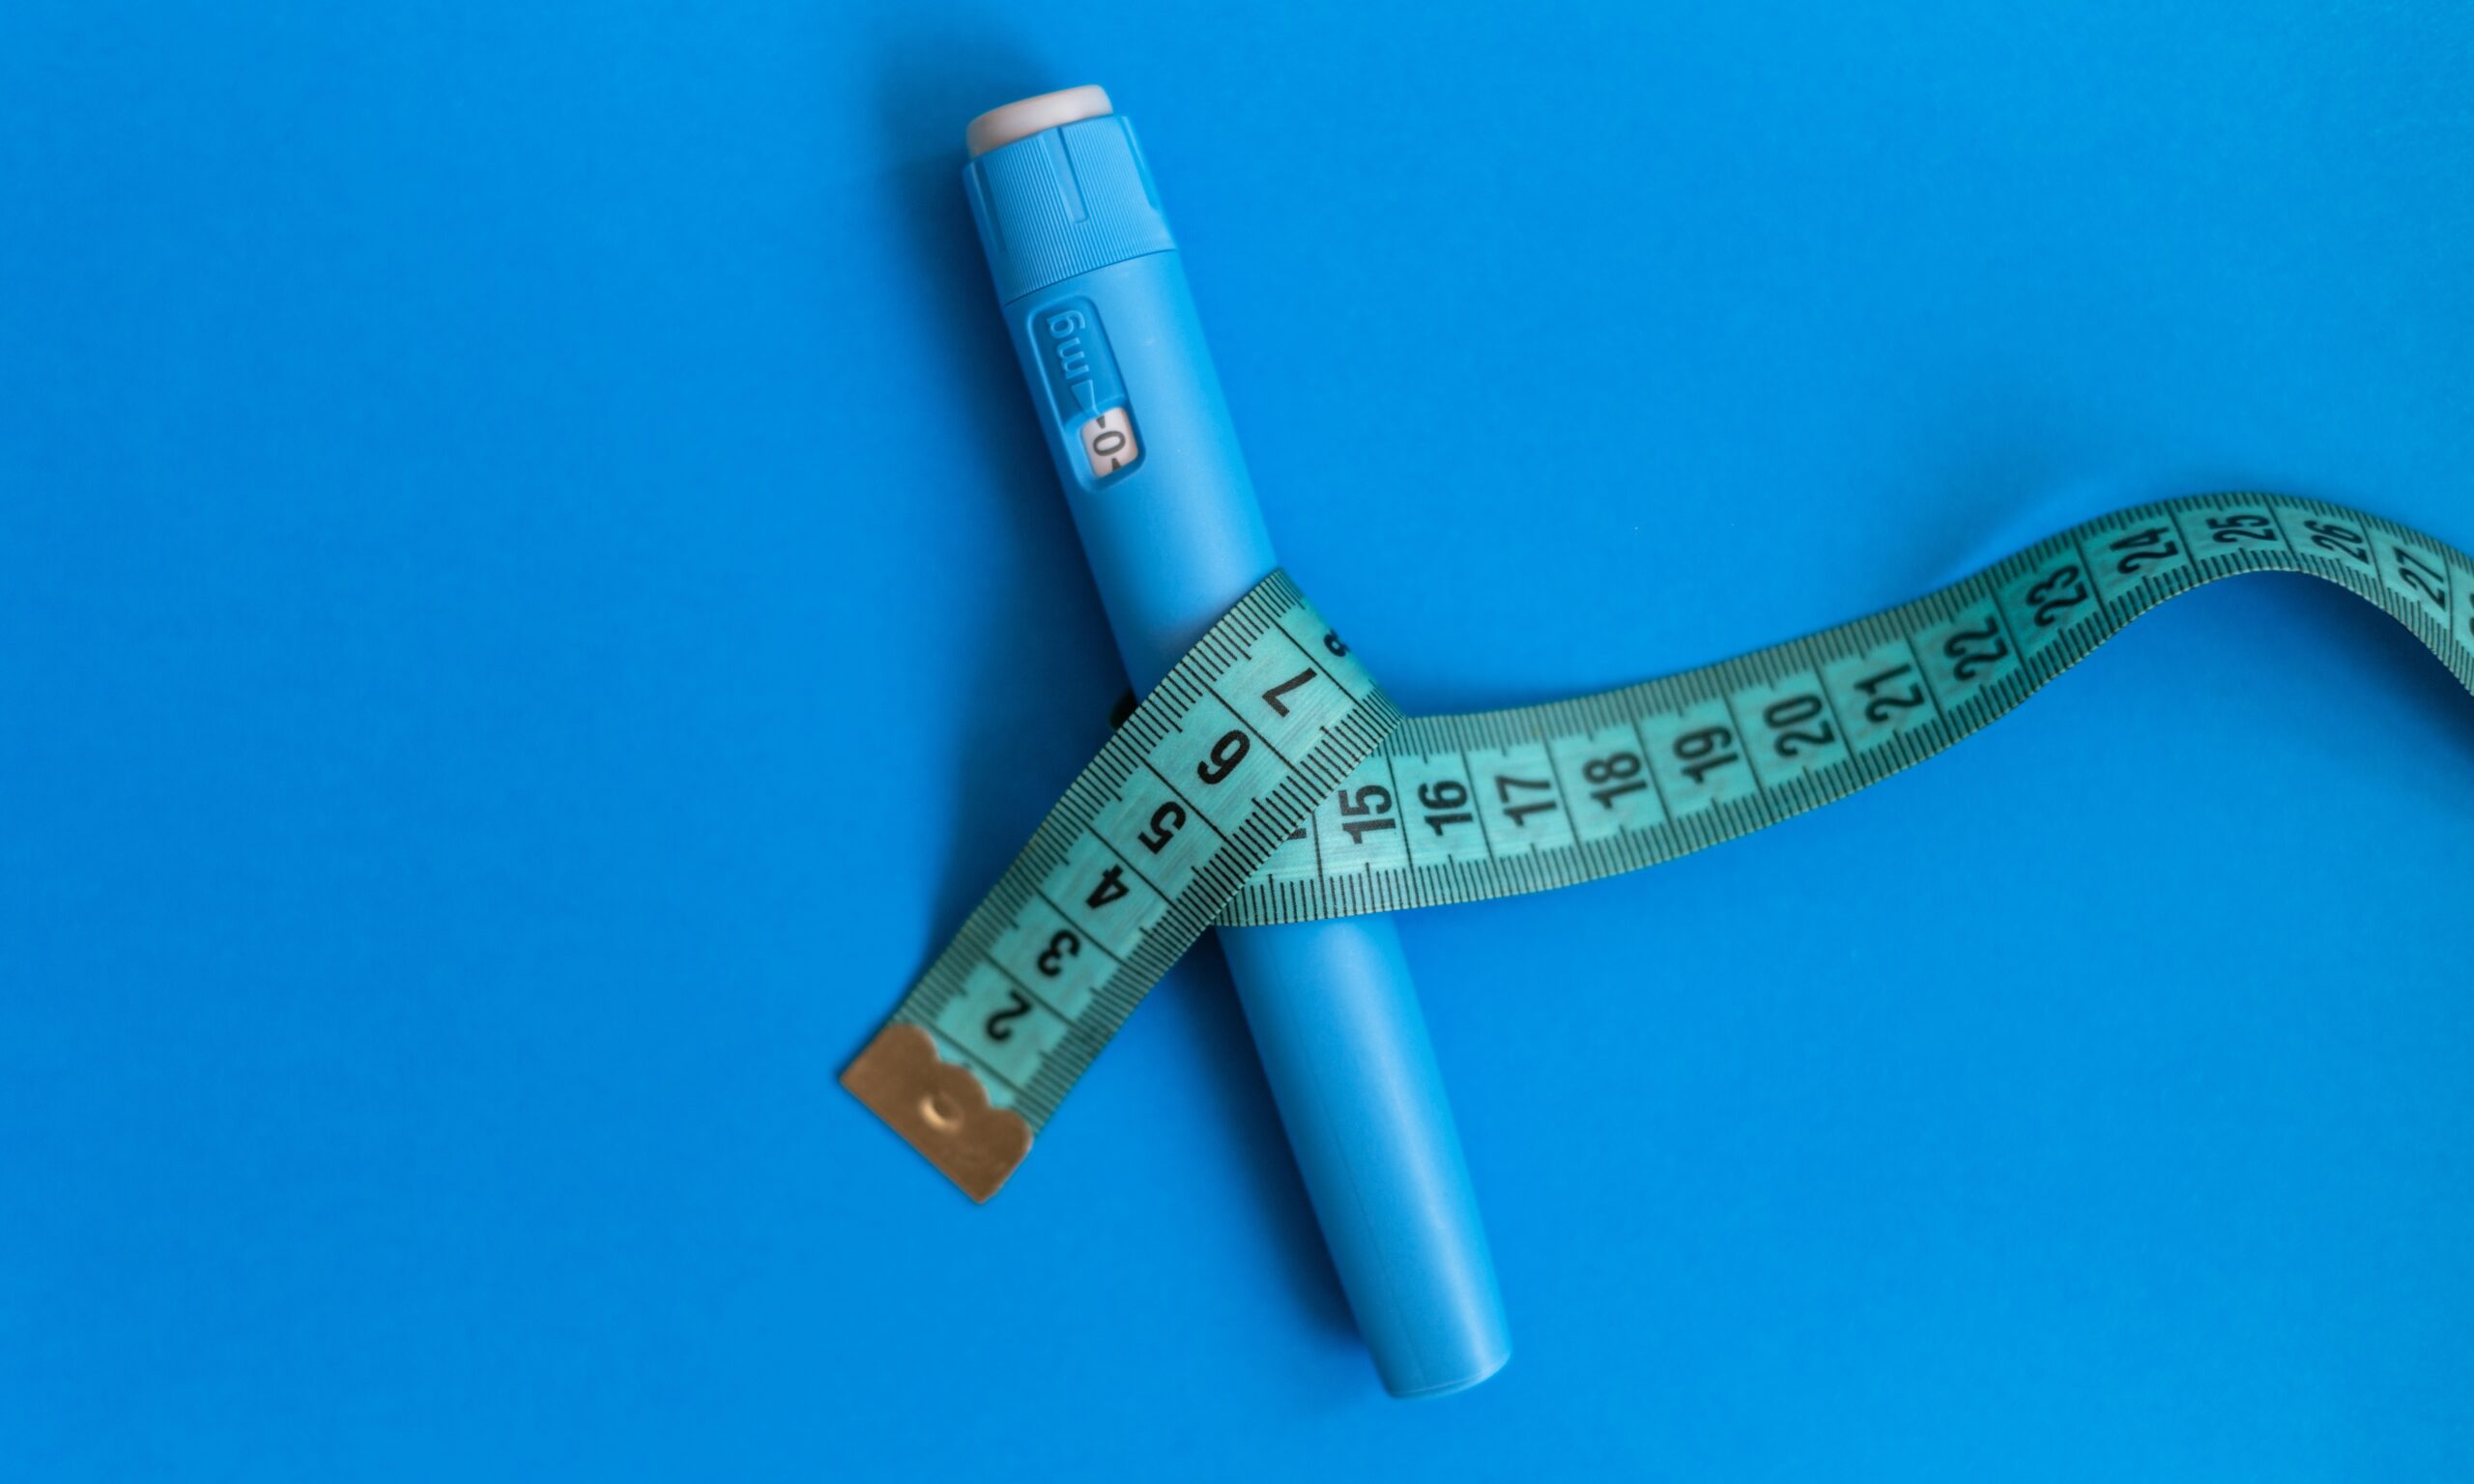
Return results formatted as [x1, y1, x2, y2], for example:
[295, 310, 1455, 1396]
[845, 494, 2474, 1198]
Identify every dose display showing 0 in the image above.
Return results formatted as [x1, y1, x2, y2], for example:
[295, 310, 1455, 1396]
[1079, 407, 1137, 478]
[844, 493, 2474, 1200]
[1033, 299, 1143, 483]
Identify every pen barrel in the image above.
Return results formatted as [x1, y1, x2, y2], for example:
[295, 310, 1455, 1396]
[986, 249, 1275, 688]
[1219, 918, 1510, 1397]
[966, 105, 1509, 1397]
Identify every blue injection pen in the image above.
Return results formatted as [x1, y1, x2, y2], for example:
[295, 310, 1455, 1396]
[962, 86, 1510, 1398]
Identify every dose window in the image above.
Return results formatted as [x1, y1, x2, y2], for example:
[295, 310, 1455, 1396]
[1079, 409, 1139, 479]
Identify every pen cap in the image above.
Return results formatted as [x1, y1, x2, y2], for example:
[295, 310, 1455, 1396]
[964, 90, 1176, 307]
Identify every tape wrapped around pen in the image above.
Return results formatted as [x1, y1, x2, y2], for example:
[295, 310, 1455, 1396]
[846, 494, 2474, 1199]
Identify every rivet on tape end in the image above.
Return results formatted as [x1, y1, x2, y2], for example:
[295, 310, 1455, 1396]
[841, 1023, 1031, 1202]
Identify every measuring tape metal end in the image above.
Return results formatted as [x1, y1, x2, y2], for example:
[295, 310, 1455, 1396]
[843, 1023, 1032, 1201]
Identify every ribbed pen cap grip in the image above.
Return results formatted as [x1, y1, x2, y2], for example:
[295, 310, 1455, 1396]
[964, 107, 1176, 306]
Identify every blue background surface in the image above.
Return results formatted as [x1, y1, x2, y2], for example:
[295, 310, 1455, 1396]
[6, 3, 2472, 1478]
